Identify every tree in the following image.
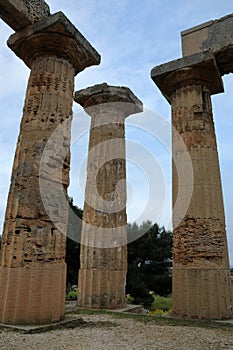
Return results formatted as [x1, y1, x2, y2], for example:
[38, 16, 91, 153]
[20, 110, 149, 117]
[66, 198, 83, 290]
[127, 221, 172, 307]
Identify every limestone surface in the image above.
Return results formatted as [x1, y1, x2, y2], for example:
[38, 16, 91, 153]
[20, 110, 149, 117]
[151, 56, 232, 319]
[0, 0, 50, 31]
[0, 13, 100, 325]
[7, 12, 101, 74]
[181, 13, 233, 75]
[151, 52, 223, 102]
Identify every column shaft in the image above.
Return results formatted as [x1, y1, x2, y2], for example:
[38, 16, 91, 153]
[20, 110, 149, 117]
[172, 84, 232, 319]
[0, 56, 74, 325]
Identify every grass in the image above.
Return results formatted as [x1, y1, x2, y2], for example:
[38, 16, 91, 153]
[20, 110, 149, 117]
[72, 308, 233, 332]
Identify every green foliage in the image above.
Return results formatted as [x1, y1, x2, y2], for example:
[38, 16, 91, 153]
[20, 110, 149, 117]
[149, 309, 167, 317]
[126, 221, 172, 308]
[126, 294, 134, 304]
[150, 294, 172, 312]
[66, 288, 78, 301]
[66, 198, 83, 287]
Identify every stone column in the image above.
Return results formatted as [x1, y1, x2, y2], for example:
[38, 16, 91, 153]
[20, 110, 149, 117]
[0, 12, 100, 325]
[151, 53, 233, 319]
[74, 83, 143, 309]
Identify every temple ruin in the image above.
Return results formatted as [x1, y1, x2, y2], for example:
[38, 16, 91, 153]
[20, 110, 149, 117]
[0, 0, 233, 324]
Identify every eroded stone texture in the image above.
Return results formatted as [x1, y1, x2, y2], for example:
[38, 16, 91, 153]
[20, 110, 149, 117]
[0, 13, 100, 325]
[151, 55, 233, 319]
[25, 0, 50, 23]
[0, 0, 50, 31]
[74, 83, 143, 309]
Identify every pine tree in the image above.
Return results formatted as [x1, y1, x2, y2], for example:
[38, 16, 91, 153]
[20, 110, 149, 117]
[127, 221, 172, 307]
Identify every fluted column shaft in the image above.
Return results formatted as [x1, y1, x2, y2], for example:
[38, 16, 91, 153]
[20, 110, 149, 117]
[172, 82, 232, 319]
[0, 12, 100, 325]
[75, 83, 143, 309]
[0, 56, 73, 325]
[151, 55, 232, 319]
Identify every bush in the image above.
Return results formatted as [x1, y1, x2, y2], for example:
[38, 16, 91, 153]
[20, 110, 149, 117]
[66, 288, 78, 301]
[149, 309, 167, 317]
[150, 294, 172, 312]
[126, 294, 134, 304]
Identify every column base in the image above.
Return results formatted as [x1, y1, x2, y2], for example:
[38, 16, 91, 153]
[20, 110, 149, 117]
[0, 263, 66, 325]
[172, 266, 233, 319]
[78, 269, 126, 309]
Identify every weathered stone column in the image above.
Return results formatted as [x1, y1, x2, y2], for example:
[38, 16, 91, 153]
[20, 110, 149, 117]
[151, 53, 233, 319]
[0, 12, 100, 325]
[74, 83, 143, 309]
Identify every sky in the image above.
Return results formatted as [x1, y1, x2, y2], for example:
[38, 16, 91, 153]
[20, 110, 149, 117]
[0, 0, 233, 261]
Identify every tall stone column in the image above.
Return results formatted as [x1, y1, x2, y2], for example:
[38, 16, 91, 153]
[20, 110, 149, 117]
[0, 12, 100, 325]
[74, 83, 143, 309]
[151, 53, 233, 319]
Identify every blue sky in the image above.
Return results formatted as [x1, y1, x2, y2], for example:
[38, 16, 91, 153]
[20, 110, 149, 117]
[0, 0, 233, 261]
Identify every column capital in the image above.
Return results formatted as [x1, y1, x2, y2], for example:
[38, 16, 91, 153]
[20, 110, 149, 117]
[7, 11, 101, 74]
[151, 52, 223, 104]
[74, 82, 143, 118]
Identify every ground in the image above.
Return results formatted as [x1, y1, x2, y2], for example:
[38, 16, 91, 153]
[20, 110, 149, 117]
[0, 312, 233, 350]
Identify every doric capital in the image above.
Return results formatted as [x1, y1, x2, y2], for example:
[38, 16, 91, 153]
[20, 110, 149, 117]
[74, 82, 143, 118]
[7, 12, 101, 75]
[151, 52, 223, 104]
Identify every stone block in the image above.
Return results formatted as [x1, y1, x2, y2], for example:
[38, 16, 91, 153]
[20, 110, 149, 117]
[181, 14, 233, 75]
[0, 0, 50, 31]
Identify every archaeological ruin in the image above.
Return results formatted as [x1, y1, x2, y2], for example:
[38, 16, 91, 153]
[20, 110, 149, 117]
[0, 0, 233, 325]
[151, 14, 233, 319]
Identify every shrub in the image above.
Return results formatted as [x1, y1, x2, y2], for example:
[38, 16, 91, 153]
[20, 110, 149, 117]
[150, 294, 172, 312]
[66, 289, 78, 301]
[126, 294, 134, 304]
[149, 309, 167, 317]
